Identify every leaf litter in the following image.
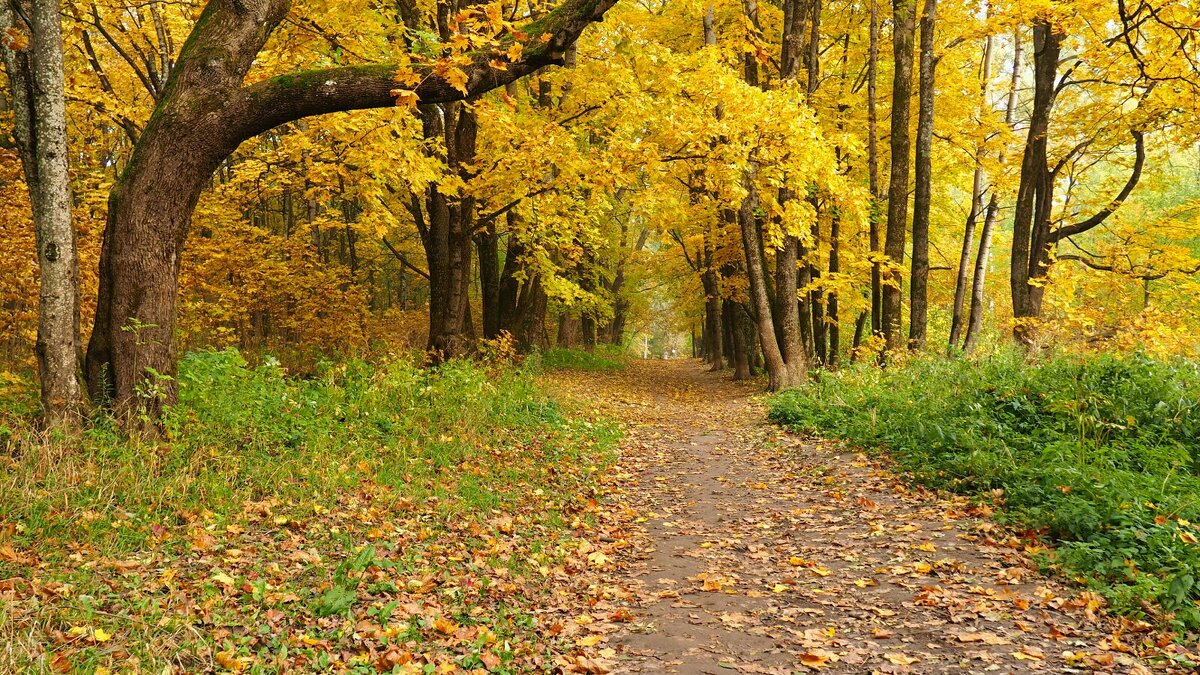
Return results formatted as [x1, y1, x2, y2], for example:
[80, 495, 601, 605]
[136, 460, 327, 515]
[3, 359, 1195, 673]
[545, 360, 1195, 674]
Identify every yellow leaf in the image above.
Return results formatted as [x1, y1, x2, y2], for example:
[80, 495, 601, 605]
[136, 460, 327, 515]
[390, 89, 419, 108]
[884, 653, 919, 665]
[799, 649, 836, 669]
[92, 628, 112, 642]
[211, 572, 236, 587]
[576, 634, 602, 647]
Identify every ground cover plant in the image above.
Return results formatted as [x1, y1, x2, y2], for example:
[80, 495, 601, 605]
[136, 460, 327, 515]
[534, 347, 628, 373]
[769, 351, 1200, 637]
[0, 349, 621, 673]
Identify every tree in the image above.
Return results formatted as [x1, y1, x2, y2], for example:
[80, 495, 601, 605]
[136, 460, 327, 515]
[881, 0, 916, 352]
[962, 28, 1021, 355]
[907, 0, 936, 349]
[1, 0, 83, 429]
[1008, 18, 1146, 345]
[80, 0, 619, 425]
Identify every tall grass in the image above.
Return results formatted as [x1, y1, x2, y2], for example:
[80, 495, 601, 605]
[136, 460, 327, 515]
[769, 351, 1200, 634]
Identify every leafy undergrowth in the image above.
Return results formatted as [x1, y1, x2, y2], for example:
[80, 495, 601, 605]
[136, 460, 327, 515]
[769, 351, 1200, 640]
[533, 347, 627, 372]
[0, 349, 626, 673]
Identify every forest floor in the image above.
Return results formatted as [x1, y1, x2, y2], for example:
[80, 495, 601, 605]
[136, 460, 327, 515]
[544, 359, 1163, 674]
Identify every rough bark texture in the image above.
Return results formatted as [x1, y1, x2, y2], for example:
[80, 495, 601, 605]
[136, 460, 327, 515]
[907, 0, 936, 350]
[701, 268, 724, 369]
[418, 102, 478, 362]
[2, 0, 84, 429]
[82, 0, 619, 424]
[882, 0, 916, 353]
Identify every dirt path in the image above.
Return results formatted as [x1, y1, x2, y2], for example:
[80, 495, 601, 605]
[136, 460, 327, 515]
[547, 360, 1157, 674]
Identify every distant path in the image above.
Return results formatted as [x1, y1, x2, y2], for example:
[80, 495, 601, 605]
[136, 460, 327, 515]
[546, 360, 1155, 674]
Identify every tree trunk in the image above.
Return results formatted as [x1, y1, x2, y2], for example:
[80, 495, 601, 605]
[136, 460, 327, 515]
[963, 195, 998, 354]
[511, 274, 548, 352]
[737, 174, 799, 391]
[1010, 22, 1144, 346]
[964, 28, 1020, 353]
[728, 299, 753, 381]
[477, 222, 501, 339]
[882, 0, 916, 353]
[851, 310, 868, 361]
[422, 103, 478, 361]
[827, 210, 840, 366]
[867, 0, 883, 341]
[701, 268, 724, 369]
[949, 163, 985, 351]
[1009, 21, 1060, 343]
[951, 31, 996, 351]
[908, 0, 936, 350]
[557, 314, 580, 348]
[1, 0, 83, 429]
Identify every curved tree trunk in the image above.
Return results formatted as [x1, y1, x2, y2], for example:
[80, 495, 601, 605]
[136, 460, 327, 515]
[78, 0, 617, 425]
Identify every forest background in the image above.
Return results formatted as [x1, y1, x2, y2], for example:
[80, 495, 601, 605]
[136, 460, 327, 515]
[2, 0, 1200, 670]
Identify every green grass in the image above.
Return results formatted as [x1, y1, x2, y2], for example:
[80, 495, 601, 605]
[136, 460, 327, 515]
[768, 350, 1200, 636]
[0, 349, 620, 672]
[533, 346, 628, 372]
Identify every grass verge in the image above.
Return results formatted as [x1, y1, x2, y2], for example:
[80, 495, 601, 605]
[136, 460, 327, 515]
[533, 347, 628, 372]
[0, 349, 620, 673]
[768, 351, 1200, 637]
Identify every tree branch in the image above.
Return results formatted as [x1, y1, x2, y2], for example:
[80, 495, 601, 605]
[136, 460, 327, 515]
[1051, 129, 1145, 243]
[381, 237, 431, 280]
[223, 0, 617, 144]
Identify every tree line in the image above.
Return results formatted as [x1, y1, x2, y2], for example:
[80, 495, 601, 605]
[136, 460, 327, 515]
[2, 0, 1198, 432]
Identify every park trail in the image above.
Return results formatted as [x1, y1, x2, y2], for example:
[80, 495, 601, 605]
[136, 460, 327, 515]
[545, 359, 1161, 675]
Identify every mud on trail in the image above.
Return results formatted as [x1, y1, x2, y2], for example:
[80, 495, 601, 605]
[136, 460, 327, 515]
[545, 359, 1162, 674]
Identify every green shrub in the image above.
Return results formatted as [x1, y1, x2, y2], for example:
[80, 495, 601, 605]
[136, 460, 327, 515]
[769, 350, 1200, 635]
